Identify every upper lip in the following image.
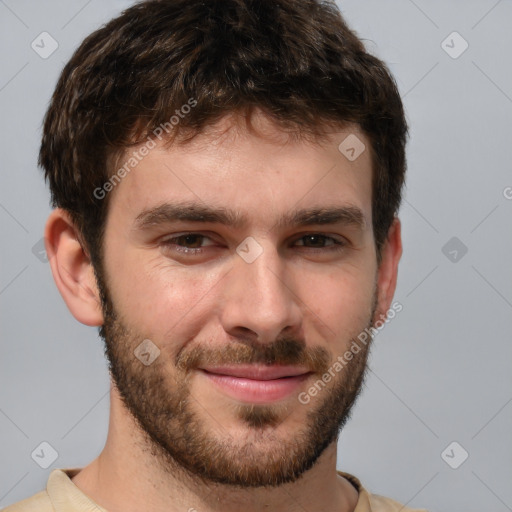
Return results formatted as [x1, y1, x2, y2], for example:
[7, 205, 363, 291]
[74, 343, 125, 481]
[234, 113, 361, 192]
[200, 365, 311, 380]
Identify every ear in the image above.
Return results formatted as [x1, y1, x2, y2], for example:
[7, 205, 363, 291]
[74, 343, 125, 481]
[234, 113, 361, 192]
[44, 208, 104, 326]
[374, 217, 403, 322]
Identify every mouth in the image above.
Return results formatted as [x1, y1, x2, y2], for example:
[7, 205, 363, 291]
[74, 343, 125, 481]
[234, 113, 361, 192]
[198, 365, 313, 404]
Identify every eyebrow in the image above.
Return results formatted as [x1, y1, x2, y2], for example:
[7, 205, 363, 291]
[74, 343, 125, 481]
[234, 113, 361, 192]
[133, 201, 367, 232]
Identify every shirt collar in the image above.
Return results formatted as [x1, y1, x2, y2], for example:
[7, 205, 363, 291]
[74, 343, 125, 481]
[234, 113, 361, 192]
[48, 468, 372, 512]
[47, 468, 109, 512]
[337, 470, 373, 512]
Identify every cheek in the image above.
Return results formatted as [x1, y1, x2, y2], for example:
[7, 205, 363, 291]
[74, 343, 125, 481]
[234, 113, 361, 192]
[297, 265, 376, 344]
[106, 251, 223, 341]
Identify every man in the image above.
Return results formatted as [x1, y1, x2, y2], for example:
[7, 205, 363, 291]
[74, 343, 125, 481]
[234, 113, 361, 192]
[2, 0, 426, 510]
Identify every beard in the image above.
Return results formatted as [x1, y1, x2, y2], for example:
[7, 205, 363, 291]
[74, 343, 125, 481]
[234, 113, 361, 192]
[97, 272, 378, 489]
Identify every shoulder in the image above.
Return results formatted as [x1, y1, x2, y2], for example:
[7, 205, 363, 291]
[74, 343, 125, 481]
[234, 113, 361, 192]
[337, 470, 428, 512]
[1, 490, 53, 512]
[369, 493, 428, 512]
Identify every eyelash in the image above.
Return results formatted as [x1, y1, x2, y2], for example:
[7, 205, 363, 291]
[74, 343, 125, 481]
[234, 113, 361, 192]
[160, 233, 346, 256]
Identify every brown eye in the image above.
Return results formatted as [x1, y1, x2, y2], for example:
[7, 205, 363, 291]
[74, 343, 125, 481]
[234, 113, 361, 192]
[173, 234, 205, 249]
[160, 233, 216, 255]
[294, 234, 344, 250]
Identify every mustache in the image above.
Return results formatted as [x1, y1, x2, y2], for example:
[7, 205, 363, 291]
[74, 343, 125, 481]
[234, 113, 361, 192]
[175, 336, 331, 374]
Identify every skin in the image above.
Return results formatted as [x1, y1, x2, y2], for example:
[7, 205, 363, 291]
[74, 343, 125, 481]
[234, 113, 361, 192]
[45, 110, 402, 512]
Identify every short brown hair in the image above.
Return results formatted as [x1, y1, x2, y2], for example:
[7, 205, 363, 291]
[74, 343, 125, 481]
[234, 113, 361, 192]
[39, 0, 408, 272]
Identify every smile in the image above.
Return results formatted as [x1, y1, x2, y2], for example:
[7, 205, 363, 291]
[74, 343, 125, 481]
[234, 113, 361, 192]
[198, 365, 312, 404]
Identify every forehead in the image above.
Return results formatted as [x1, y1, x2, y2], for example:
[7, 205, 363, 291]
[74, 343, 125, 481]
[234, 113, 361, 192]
[107, 113, 373, 229]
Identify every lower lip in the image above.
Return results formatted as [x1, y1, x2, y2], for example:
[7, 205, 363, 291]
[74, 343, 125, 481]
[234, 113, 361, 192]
[199, 370, 311, 404]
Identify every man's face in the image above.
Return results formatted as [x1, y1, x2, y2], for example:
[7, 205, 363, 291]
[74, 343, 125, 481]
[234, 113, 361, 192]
[97, 113, 381, 487]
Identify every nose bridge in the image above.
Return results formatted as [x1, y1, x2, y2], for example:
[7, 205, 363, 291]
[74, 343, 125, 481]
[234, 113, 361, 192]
[220, 238, 302, 342]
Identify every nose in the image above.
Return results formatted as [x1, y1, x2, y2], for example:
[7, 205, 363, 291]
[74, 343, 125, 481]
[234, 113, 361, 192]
[219, 239, 303, 344]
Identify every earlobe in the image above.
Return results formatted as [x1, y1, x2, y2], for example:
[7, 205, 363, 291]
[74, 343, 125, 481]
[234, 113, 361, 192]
[375, 217, 403, 322]
[44, 208, 104, 327]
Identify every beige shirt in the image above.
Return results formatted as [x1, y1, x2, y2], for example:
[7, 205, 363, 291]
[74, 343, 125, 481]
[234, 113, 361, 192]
[1, 468, 427, 512]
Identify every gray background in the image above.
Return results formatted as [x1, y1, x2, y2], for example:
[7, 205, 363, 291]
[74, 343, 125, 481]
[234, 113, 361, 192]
[1, 1, 511, 511]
